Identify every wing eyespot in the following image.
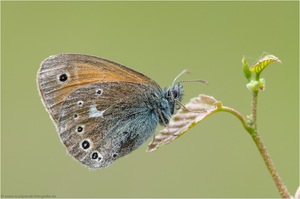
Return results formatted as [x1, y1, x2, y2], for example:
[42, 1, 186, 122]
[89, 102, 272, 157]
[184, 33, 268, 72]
[76, 125, 84, 133]
[96, 89, 102, 96]
[58, 73, 68, 82]
[81, 139, 91, 150]
[77, 101, 84, 107]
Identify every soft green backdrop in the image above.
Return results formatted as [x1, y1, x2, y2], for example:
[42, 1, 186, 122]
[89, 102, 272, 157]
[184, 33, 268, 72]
[1, 1, 298, 198]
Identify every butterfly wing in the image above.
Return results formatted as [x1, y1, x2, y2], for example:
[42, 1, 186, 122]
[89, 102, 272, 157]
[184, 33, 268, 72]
[58, 82, 159, 169]
[37, 54, 159, 124]
[37, 54, 162, 169]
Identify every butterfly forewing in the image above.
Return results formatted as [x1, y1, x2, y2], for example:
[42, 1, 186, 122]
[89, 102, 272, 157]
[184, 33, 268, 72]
[37, 54, 159, 125]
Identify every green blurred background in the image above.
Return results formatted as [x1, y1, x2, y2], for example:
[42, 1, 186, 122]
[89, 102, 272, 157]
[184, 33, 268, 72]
[2, 1, 298, 198]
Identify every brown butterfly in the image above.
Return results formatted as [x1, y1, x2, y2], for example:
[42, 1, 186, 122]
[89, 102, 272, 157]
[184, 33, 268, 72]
[37, 54, 184, 169]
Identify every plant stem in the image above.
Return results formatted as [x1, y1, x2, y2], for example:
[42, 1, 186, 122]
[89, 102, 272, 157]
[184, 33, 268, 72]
[251, 130, 291, 198]
[251, 90, 258, 128]
[249, 74, 290, 198]
[219, 106, 291, 198]
[220, 106, 250, 131]
[251, 73, 260, 128]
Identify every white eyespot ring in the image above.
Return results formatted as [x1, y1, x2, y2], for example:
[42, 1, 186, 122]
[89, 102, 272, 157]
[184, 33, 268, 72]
[80, 139, 92, 151]
[91, 151, 103, 162]
[77, 100, 84, 107]
[95, 88, 102, 96]
[57, 72, 70, 83]
[76, 125, 84, 133]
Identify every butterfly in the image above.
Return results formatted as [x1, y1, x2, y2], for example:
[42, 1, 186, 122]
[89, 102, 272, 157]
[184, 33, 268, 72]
[37, 54, 184, 169]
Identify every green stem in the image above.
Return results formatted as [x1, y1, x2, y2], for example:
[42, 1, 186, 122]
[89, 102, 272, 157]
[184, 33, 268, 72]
[219, 106, 291, 198]
[220, 106, 251, 131]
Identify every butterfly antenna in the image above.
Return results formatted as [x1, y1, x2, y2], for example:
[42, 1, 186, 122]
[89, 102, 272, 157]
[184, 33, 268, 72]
[172, 70, 208, 86]
[172, 70, 190, 86]
[171, 70, 208, 112]
[180, 79, 208, 84]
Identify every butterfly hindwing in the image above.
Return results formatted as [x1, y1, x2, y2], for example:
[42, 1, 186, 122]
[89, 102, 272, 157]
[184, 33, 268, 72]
[58, 82, 160, 169]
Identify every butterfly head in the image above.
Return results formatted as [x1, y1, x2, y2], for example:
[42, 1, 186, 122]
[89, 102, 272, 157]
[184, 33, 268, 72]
[157, 82, 184, 126]
[166, 82, 184, 112]
[157, 70, 207, 126]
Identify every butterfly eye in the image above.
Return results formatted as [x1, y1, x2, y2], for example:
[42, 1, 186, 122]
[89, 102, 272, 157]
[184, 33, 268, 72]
[172, 90, 178, 99]
[58, 73, 68, 82]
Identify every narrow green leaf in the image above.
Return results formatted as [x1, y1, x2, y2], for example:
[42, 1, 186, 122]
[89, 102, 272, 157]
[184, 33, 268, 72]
[242, 56, 252, 81]
[250, 54, 282, 74]
[147, 94, 221, 152]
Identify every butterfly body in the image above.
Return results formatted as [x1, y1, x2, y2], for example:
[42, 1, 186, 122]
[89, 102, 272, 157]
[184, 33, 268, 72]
[37, 54, 183, 169]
